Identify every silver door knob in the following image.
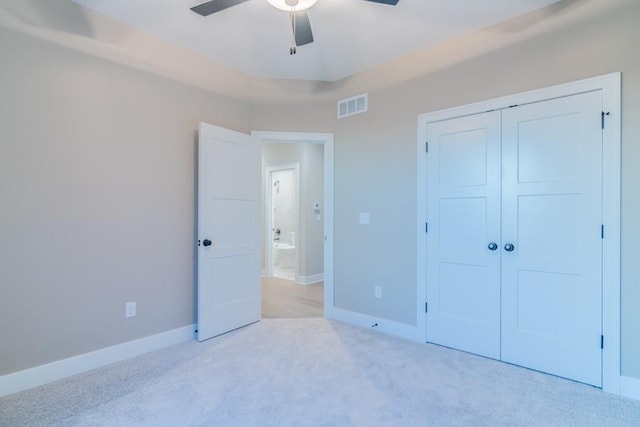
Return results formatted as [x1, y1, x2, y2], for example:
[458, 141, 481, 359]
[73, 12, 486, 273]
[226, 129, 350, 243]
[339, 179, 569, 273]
[488, 242, 498, 251]
[504, 243, 515, 252]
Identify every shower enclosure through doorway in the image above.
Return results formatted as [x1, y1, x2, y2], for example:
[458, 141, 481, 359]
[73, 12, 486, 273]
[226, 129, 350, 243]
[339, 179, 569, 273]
[267, 165, 298, 280]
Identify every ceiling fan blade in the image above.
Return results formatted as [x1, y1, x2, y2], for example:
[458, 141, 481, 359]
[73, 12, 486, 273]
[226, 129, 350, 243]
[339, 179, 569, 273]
[363, 0, 399, 5]
[295, 11, 314, 46]
[191, 0, 251, 16]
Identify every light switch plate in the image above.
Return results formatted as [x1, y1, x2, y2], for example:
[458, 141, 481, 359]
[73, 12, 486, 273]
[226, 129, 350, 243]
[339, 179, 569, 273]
[125, 302, 136, 318]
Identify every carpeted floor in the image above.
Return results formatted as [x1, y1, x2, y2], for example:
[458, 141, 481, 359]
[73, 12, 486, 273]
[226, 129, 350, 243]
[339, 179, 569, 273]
[1, 318, 639, 426]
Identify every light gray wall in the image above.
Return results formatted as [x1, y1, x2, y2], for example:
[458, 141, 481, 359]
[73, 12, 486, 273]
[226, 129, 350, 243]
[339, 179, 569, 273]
[332, 109, 417, 324]
[262, 143, 324, 281]
[2, 0, 640, 385]
[299, 143, 325, 278]
[0, 27, 251, 375]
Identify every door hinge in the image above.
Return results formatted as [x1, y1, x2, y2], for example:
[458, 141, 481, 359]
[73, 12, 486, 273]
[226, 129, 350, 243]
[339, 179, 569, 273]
[601, 111, 610, 129]
[425, 302, 428, 313]
[601, 224, 605, 239]
[601, 335, 604, 349]
[425, 222, 428, 233]
[425, 142, 429, 153]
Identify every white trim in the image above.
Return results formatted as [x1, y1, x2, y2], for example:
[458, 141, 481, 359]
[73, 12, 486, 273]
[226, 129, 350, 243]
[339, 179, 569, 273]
[329, 308, 420, 342]
[600, 74, 622, 394]
[417, 72, 621, 394]
[621, 376, 640, 401]
[416, 119, 428, 344]
[252, 131, 335, 318]
[418, 73, 621, 124]
[296, 273, 324, 285]
[0, 324, 195, 398]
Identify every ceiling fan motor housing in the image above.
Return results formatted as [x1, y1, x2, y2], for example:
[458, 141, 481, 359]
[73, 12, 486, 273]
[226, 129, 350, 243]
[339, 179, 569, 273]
[268, 0, 317, 12]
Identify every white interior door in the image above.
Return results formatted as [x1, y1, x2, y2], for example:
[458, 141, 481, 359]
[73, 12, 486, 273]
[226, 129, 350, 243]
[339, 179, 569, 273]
[197, 122, 261, 341]
[426, 111, 502, 359]
[501, 91, 603, 386]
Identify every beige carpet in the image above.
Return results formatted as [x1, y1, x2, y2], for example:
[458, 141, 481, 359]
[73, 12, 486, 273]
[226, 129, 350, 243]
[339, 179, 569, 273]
[1, 318, 639, 426]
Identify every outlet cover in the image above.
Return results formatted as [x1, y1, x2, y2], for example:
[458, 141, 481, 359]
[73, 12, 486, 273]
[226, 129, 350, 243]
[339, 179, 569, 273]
[374, 286, 382, 299]
[125, 302, 136, 318]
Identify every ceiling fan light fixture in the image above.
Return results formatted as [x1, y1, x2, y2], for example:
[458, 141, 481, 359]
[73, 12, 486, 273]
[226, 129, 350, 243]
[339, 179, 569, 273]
[267, 0, 317, 12]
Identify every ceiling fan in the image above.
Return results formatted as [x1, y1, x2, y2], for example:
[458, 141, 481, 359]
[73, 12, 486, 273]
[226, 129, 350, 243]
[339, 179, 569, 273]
[191, 0, 400, 55]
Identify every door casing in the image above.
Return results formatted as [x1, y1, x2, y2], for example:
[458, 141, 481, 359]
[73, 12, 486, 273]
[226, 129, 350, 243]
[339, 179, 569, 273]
[417, 72, 621, 393]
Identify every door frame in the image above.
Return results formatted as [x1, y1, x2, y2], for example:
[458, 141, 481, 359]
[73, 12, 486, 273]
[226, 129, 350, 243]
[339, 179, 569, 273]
[265, 163, 300, 280]
[252, 131, 335, 317]
[417, 72, 621, 393]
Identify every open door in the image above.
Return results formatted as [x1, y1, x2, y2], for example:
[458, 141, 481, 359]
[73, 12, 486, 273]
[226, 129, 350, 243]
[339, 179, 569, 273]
[197, 122, 261, 341]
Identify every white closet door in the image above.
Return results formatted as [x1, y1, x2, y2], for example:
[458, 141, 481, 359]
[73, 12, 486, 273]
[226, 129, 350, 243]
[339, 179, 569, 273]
[501, 91, 603, 386]
[426, 111, 502, 359]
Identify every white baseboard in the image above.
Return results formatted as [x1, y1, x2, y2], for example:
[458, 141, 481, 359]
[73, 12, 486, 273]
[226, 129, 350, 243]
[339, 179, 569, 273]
[327, 307, 420, 342]
[621, 375, 640, 401]
[296, 273, 324, 285]
[0, 324, 195, 398]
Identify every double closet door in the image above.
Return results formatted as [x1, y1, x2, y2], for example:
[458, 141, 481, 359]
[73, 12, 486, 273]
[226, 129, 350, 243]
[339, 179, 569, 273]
[426, 91, 604, 387]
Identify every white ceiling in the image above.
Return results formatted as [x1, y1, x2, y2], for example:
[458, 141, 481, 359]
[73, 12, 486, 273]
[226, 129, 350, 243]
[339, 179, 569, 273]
[71, 0, 563, 82]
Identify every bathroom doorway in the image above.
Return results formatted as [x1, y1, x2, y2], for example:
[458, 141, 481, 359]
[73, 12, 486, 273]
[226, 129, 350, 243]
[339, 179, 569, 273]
[266, 164, 299, 281]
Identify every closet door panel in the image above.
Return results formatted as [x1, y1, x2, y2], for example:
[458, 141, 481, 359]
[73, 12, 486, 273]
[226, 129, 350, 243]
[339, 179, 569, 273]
[426, 111, 501, 359]
[501, 91, 603, 387]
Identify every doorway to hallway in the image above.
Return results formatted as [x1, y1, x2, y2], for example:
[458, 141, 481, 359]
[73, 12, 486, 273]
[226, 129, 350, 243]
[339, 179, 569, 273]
[253, 131, 334, 319]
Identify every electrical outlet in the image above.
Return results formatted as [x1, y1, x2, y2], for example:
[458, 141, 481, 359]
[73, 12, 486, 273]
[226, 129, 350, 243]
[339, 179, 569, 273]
[374, 286, 382, 299]
[125, 301, 136, 318]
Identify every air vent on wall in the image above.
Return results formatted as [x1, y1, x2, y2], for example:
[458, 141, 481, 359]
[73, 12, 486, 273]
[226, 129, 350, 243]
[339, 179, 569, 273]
[337, 93, 368, 119]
